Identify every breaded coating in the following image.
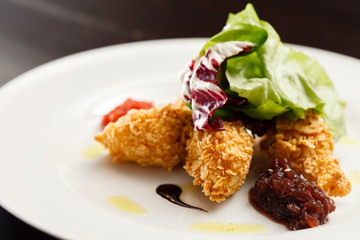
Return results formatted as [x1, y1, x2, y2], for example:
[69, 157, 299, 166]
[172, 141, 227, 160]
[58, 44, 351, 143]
[95, 104, 192, 170]
[261, 111, 351, 197]
[184, 122, 255, 202]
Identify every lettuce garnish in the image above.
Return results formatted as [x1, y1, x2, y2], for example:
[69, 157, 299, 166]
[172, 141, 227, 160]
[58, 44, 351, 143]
[180, 3, 345, 141]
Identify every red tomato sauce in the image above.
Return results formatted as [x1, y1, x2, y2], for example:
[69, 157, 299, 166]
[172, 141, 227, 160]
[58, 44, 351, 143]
[102, 98, 154, 127]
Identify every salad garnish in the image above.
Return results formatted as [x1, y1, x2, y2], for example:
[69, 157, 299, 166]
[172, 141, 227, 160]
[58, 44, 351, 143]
[180, 3, 345, 141]
[181, 41, 253, 130]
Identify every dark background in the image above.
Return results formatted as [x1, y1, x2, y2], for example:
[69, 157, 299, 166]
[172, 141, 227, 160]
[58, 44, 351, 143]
[0, 0, 359, 239]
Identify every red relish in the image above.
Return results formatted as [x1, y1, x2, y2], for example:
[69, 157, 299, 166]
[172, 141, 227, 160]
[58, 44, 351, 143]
[250, 158, 336, 230]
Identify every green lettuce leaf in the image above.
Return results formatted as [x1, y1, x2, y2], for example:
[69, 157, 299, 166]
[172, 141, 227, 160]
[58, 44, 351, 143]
[199, 3, 346, 141]
[200, 4, 268, 56]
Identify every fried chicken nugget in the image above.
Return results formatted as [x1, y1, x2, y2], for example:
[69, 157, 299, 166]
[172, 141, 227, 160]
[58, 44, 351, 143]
[95, 104, 192, 170]
[261, 111, 351, 197]
[184, 122, 255, 202]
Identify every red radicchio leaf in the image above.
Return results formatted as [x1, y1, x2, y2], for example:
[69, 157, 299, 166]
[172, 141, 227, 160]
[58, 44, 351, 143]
[180, 41, 253, 131]
[178, 59, 194, 104]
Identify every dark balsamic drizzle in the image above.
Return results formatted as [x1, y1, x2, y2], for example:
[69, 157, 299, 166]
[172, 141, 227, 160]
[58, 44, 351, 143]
[156, 184, 207, 212]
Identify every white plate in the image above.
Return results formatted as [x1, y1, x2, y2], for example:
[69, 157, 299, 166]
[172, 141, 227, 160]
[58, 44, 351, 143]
[0, 39, 359, 240]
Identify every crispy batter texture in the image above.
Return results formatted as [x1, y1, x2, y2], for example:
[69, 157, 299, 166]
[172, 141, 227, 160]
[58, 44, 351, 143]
[261, 111, 351, 197]
[184, 122, 255, 202]
[94, 104, 192, 170]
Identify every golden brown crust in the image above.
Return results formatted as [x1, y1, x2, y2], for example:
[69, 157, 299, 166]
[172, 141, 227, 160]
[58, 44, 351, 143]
[184, 122, 255, 202]
[94, 104, 192, 170]
[261, 111, 351, 197]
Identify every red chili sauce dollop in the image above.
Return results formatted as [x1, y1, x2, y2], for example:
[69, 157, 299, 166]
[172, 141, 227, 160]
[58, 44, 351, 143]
[102, 98, 153, 128]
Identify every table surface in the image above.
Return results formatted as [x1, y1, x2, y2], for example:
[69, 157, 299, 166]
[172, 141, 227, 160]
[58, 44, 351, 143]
[0, 0, 359, 239]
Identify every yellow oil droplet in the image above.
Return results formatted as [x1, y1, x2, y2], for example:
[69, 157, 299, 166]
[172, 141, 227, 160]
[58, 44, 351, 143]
[179, 182, 199, 194]
[82, 143, 106, 158]
[106, 196, 147, 215]
[350, 171, 360, 185]
[340, 137, 358, 146]
[189, 222, 267, 234]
